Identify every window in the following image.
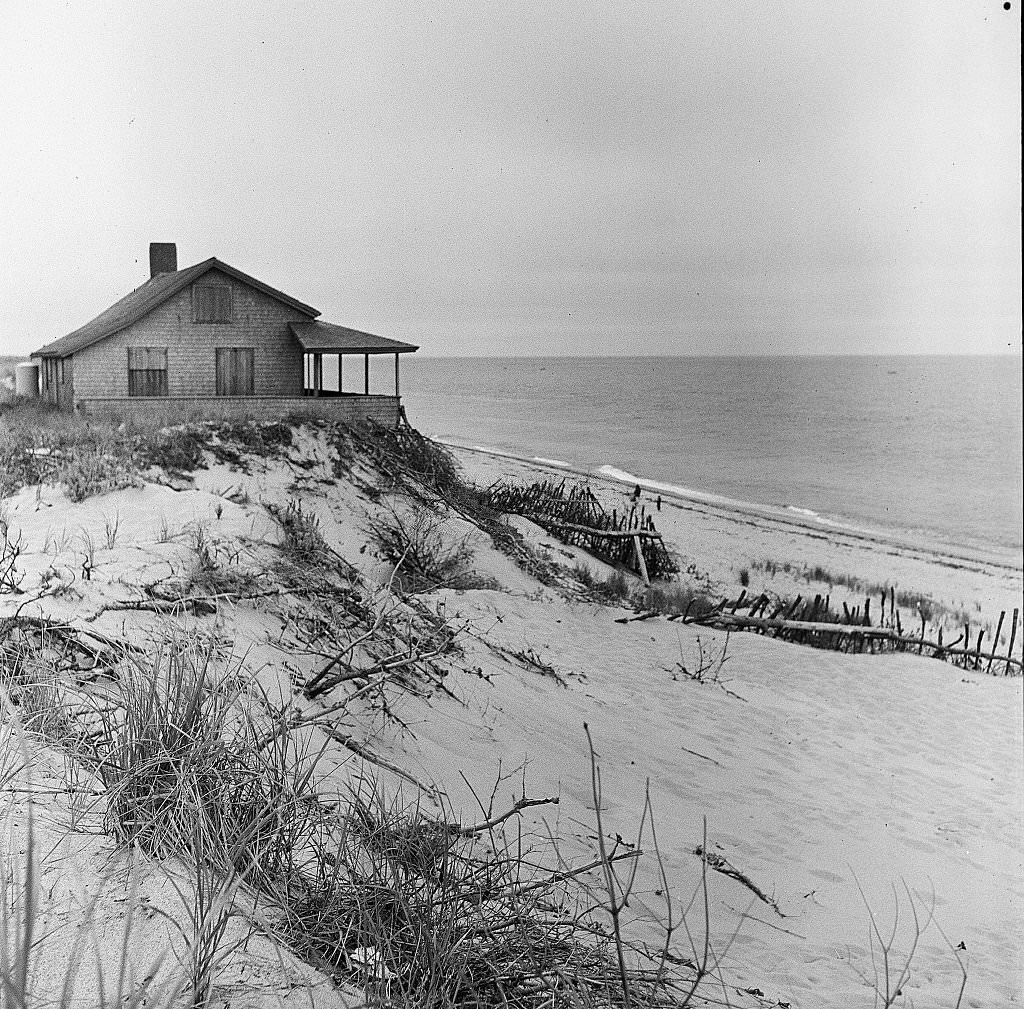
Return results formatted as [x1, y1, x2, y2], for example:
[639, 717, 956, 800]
[216, 347, 255, 396]
[128, 347, 168, 397]
[193, 284, 232, 323]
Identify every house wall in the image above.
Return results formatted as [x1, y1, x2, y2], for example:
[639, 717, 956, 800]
[71, 268, 307, 402]
[40, 358, 59, 405]
[75, 395, 403, 426]
[57, 357, 74, 410]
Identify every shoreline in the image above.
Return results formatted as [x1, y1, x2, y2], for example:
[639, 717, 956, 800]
[447, 440, 1024, 645]
[403, 355, 1023, 570]
[444, 439, 1024, 577]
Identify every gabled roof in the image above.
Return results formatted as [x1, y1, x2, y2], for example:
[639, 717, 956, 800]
[32, 258, 320, 359]
[289, 321, 418, 354]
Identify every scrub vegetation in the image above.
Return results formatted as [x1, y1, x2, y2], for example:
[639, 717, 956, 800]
[0, 402, 973, 1005]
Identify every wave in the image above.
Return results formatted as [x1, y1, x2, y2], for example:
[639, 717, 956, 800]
[440, 440, 1021, 566]
[786, 506, 820, 519]
[597, 465, 756, 512]
[599, 465, 887, 540]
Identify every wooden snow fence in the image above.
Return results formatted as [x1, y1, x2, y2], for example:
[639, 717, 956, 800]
[637, 589, 1022, 675]
[486, 478, 678, 583]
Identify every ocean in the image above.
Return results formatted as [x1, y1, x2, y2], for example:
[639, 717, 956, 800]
[398, 356, 1023, 563]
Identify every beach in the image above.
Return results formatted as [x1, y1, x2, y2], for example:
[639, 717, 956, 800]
[0, 418, 1021, 1006]
[448, 442, 1024, 648]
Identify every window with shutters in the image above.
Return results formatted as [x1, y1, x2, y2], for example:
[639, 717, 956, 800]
[216, 347, 255, 396]
[127, 347, 168, 397]
[193, 284, 232, 323]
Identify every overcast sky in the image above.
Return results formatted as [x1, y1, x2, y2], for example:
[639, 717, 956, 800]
[1, 1, 1019, 358]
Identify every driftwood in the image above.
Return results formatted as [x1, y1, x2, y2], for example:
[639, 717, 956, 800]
[544, 521, 663, 541]
[448, 795, 560, 837]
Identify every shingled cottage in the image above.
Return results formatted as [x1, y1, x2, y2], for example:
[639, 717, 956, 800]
[31, 244, 417, 424]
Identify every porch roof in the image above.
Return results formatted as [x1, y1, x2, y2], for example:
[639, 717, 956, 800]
[289, 321, 418, 354]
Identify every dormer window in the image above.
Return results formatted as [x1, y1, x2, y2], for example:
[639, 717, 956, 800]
[193, 284, 232, 323]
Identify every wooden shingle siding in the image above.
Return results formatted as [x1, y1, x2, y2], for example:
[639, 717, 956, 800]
[215, 347, 254, 396]
[57, 357, 74, 410]
[41, 358, 59, 404]
[70, 268, 306, 403]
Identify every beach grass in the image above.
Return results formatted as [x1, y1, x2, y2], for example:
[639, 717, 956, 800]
[0, 624, 748, 1006]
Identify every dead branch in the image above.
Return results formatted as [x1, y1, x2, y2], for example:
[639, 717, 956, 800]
[250, 675, 387, 753]
[510, 849, 642, 899]
[320, 725, 437, 796]
[305, 638, 456, 700]
[449, 795, 560, 837]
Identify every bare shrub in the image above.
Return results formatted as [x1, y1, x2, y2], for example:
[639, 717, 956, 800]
[368, 502, 482, 593]
[0, 528, 24, 594]
[282, 770, 715, 1006]
[78, 528, 96, 581]
[851, 878, 967, 1008]
[102, 509, 120, 549]
[671, 633, 731, 686]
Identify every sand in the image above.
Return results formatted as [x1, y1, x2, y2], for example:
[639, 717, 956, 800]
[448, 443, 1024, 647]
[1, 425, 1021, 1006]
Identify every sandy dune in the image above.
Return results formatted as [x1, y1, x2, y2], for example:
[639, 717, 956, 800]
[0, 424, 1020, 1006]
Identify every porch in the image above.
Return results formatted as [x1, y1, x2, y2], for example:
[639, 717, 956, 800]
[290, 321, 418, 401]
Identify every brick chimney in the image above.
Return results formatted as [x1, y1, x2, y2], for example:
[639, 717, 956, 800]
[149, 243, 177, 277]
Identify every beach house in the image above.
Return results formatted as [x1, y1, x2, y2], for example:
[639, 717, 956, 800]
[30, 244, 417, 423]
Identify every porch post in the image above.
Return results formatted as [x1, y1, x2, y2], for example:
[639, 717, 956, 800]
[339, 353, 343, 393]
[314, 353, 322, 397]
[364, 354, 369, 395]
[394, 353, 400, 397]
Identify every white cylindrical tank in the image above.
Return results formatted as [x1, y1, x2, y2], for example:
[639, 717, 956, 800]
[15, 362, 39, 398]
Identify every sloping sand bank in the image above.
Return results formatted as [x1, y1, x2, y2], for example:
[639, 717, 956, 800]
[400, 589, 1023, 1006]
[1, 423, 1020, 1006]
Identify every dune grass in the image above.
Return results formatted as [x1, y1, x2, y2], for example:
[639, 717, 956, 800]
[0, 399, 298, 504]
[750, 559, 954, 623]
[367, 499, 494, 594]
[0, 706, 196, 1008]
[0, 623, 748, 1006]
